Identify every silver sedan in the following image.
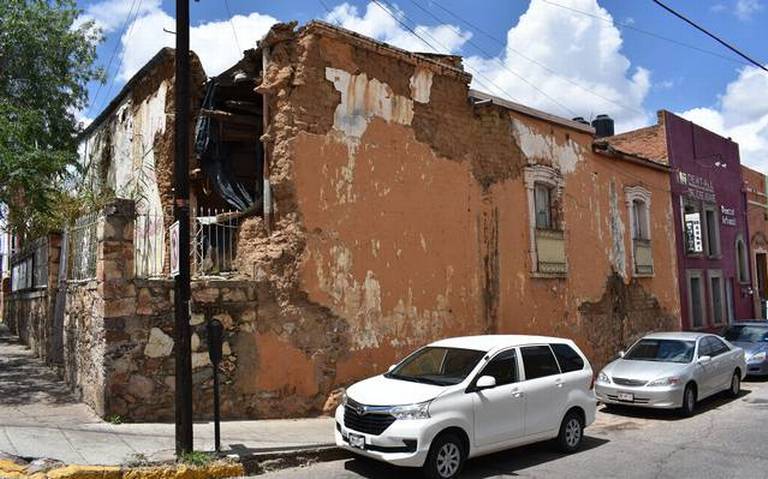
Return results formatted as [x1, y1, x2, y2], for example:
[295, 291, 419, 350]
[595, 332, 746, 416]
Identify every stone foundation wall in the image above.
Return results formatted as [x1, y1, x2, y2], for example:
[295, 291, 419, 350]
[104, 279, 263, 421]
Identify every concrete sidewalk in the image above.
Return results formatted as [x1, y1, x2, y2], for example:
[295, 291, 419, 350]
[0, 324, 335, 466]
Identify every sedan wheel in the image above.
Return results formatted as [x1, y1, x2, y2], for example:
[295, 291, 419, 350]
[679, 384, 697, 417]
[729, 372, 741, 398]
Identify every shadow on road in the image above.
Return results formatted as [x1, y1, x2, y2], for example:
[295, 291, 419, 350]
[599, 386, 753, 421]
[342, 436, 609, 478]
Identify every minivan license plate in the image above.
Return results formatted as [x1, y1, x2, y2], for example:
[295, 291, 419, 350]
[349, 433, 365, 449]
[618, 392, 634, 402]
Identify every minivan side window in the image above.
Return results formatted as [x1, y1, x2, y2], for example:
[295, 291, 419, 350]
[550, 343, 585, 373]
[478, 349, 518, 386]
[521, 346, 561, 380]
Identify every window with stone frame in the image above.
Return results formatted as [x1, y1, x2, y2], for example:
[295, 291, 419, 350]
[736, 236, 750, 284]
[626, 186, 653, 276]
[524, 165, 566, 275]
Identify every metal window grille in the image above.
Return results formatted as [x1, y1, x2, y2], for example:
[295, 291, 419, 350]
[69, 212, 99, 281]
[10, 238, 48, 291]
[192, 208, 239, 277]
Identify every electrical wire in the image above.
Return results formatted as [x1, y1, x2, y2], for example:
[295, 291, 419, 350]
[85, 0, 141, 118]
[540, 0, 752, 68]
[96, 0, 146, 115]
[369, 0, 524, 103]
[651, 0, 767, 73]
[223, 0, 242, 53]
[402, 0, 577, 116]
[421, 0, 645, 116]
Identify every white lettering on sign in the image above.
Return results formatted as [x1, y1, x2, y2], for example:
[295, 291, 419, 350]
[720, 205, 737, 227]
[678, 171, 716, 203]
[684, 213, 703, 253]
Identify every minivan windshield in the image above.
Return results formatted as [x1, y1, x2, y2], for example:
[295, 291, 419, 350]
[385, 347, 485, 386]
[624, 339, 696, 363]
[723, 325, 768, 343]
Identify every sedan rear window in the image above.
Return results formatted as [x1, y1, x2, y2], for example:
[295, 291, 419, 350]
[386, 347, 485, 386]
[624, 339, 696, 363]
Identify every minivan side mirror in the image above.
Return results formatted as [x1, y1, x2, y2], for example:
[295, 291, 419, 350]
[618, 350, 626, 358]
[475, 375, 497, 391]
[387, 364, 396, 373]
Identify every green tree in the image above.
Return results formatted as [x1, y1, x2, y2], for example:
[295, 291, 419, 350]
[0, 0, 103, 240]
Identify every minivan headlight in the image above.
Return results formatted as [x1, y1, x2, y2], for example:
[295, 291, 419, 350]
[647, 377, 681, 387]
[597, 371, 611, 384]
[750, 351, 767, 362]
[390, 401, 431, 420]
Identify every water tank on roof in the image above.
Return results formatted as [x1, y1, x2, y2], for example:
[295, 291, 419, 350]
[592, 114, 615, 138]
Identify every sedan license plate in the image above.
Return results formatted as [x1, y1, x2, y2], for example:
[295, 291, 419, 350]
[618, 392, 634, 402]
[349, 433, 365, 449]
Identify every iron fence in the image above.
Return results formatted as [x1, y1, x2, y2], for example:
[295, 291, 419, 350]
[69, 212, 99, 281]
[10, 237, 48, 292]
[192, 208, 239, 276]
[133, 207, 239, 278]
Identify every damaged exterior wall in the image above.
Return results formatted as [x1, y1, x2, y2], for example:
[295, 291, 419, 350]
[230, 20, 683, 416]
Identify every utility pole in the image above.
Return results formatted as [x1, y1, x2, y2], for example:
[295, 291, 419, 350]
[174, 0, 193, 456]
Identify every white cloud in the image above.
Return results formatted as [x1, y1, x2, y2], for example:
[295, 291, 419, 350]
[464, 0, 651, 130]
[735, 0, 763, 20]
[79, 0, 278, 83]
[75, 0, 162, 32]
[680, 66, 768, 169]
[325, 2, 472, 53]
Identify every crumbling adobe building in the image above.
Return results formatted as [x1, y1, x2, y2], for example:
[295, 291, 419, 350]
[4, 21, 682, 420]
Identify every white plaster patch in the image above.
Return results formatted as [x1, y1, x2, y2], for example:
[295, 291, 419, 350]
[409, 67, 433, 104]
[511, 119, 583, 174]
[325, 67, 414, 147]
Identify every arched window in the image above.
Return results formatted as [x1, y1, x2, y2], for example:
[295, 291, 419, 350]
[625, 186, 653, 275]
[736, 236, 749, 284]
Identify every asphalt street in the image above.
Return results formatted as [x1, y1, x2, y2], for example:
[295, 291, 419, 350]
[255, 379, 768, 479]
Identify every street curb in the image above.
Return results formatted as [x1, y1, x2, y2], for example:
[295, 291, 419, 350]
[237, 446, 350, 475]
[0, 458, 245, 479]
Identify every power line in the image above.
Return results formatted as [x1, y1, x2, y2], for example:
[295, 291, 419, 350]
[317, 0, 344, 26]
[370, 0, 528, 104]
[97, 0, 146, 115]
[86, 0, 141, 118]
[651, 0, 768, 73]
[403, 0, 577, 116]
[422, 0, 644, 116]
[540, 0, 751, 68]
[370, 0, 439, 52]
[223, 0, 242, 53]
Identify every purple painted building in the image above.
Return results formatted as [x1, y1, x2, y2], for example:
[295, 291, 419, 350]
[605, 111, 753, 330]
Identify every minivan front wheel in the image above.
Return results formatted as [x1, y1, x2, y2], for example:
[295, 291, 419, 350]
[556, 411, 584, 453]
[424, 432, 465, 479]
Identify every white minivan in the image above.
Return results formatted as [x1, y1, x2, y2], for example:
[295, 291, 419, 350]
[335, 335, 597, 478]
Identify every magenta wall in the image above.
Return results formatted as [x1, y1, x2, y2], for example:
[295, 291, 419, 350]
[664, 111, 753, 330]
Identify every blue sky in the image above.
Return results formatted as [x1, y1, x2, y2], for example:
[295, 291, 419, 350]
[74, 0, 768, 169]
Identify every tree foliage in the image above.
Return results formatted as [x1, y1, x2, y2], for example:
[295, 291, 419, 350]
[0, 0, 103, 239]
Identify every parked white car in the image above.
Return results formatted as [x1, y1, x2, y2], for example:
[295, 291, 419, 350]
[595, 332, 747, 416]
[335, 335, 597, 478]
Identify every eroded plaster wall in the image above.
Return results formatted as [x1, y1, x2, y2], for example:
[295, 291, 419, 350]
[231, 21, 683, 415]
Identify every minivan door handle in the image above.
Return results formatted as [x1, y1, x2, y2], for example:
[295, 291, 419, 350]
[511, 389, 524, 398]
[554, 378, 564, 388]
